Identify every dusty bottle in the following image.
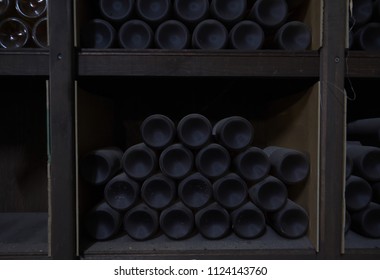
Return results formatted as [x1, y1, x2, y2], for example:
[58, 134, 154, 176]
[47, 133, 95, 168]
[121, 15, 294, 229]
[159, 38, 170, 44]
[263, 146, 310, 185]
[346, 144, 380, 181]
[209, 0, 247, 26]
[81, 18, 116, 49]
[173, 0, 209, 28]
[135, 0, 171, 26]
[141, 173, 176, 210]
[192, 18, 228, 49]
[79, 146, 123, 186]
[155, 19, 190, 49]
[233, 146, 270, 183]
[177, 113, 212, 150]
[347, 118, 380, 147]
[16, 0, 47, 19]
[212, 116, 254, 152]
[123, 203, 159, 240]
[118, 19, 154, 49]
[230, 201, 266, 239]
[248, 175, 288, 212]
[266, 199, 309, 239]
[159, 143, 194, 180]
[32, 17, 48, 48]
[104, 173, 140, 211]
[195, 143, 231, 180]
[213, 173, 248, 210]
[350, 202, 380, 238]
[122, 143, 157, 181]
[350, 0, 373, 27]
[346, 152, 354, 179]
[229, 20, 265, 50]
[99, 0, 135, 22]
[0, 17, 29, 48]
[159, 201, 195, 240]
[345, 175, 373, 212]
[195, 202, 231, 239]
[248, 0, 288, 31]
[140, 114, 176, 150]
[273, 21, 311, 51]
[178, 172, 213, 209]
[85, 200, 122, 241]
[353, 22, 380, 51]
[345, 210, 351, 234]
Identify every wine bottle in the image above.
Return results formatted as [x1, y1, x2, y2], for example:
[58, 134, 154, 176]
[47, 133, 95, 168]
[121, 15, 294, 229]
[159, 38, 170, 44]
[141, 173, 176, 210]
[177, 113, 212, 150]
[345, 175, 373, 212]
[159, 143, 194, 180]
[230, 201, 266, 239]
[212, 116, 254, 152]
[81, 18, 116, 49]
[263, 146, 310, 185]
[99, 0, 135, 22]
[123, 203, 159, 240]
[213, 173, 248, 210]
[266, 199, 309, 239]
[233, 146, 270, 183]
[79, 146, 123, 186]
[32, 17, 48, 48]
[0, 0, 10, 17]
[195, 143, 231, 180]
[350, 202, 380, 238]
[347, 118, 380, 147]
[346, 144, 380, 181]
[140, 114, 176, 150]
[248, 175, 288, 212]
[248, 0, 288, 31]
[173, 0, 209, 29]
[103, 173, 140, 211]
[0, 17, 29, 48]
[85, 200, 122, 241]
[155, 19, 190, 49]
[118, 19, 154, 49]
[353, 22, 380, 51]
[209, 0, 247, 26]
[178, 172, 213, 210]
[15, 0, 47, 19]
[350, 0, 373, 27]
[228, 20, 265, 50]
[195, 202, 231, 239]
[122, 143, 157, 181]
[273, 21, 312, 51]
[159, 201, 195, 240]
[192, 19, 228, 49]
[135, 0, 171, 26]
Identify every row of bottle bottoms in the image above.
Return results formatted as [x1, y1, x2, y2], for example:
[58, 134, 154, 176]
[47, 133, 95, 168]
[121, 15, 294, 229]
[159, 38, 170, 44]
[344, 136, 380, 238]
[81, 0, 311, 50]
[0, 0, 48, 48]
[80, 113, 311, 241]
[349, 0, 380, 50]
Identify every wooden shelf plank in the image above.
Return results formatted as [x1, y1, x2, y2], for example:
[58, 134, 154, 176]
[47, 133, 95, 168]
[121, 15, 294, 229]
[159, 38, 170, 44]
[78, 50, 320, 77]
[346, 51, 380, 78]
[0, 50, 49, 76]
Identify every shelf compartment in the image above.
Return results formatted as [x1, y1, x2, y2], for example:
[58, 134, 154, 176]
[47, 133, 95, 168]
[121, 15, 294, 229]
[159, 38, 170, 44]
[75, 77, 320, 259]
[0, 50, 49, 76]
[0, 77, 49, 259]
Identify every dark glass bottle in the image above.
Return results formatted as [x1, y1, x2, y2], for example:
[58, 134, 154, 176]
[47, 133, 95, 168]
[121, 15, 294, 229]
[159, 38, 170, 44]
[85, 200, 122, 241]
[81, 18, 116, 49]
[123, 203, 159, 240]
[99, 0, 135, 22]
[118, 19, 154, 49]
[347, 118, 380, 147]
[79, 146, 123, 186]
[159, 201, 195, 240]
[248, 0, 288, 31]
[122, 143, 157, 181]
[209, 0, 247, 26]
[140, 114, 176, 150]
[0, 17, 29, 48]
[229, 20, 265, 50]
[173, 0, 209, 29]
[32, 17, 48, 48]
[177, 113, 212, 150]
[213, 173, 248, 210]
[141, 173, 176, 210]
[195, 202, 231, 239]
[230, 201, 266, 239]
[353, 22, 380, 51]
[135, 0, 171, 26]
[345, 175, 373, 212]
[192, 19, 228, 49]
[346, 144, 380, 182]
[178, 172, 213, 210]
[159, 143, 194, 180]
[350, 202, 380, 238]
[273, 21, 311, 51]
[155, 19, 190, 49]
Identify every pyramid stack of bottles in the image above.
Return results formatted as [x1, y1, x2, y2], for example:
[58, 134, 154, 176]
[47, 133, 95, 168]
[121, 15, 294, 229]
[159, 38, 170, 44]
[0, 0, 48, 48]
[344, 117, 380, 238]
[80, 113, 311, 241]
[80, 0, 312, 50]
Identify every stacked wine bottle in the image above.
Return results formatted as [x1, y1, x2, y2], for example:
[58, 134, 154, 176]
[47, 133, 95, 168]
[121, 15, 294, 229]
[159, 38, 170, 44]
[80, 0, 312, 50]
[80, 113, 311, 242]
[0, 0, 48, 48]
[349, 0, 380, 50]
[344, 117, 380, 238]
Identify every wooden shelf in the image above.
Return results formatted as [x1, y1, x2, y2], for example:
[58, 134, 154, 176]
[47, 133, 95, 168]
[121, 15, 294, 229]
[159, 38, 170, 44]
[80, 227, 316, 260]
[0, 50, 49, 76]
[346, 51, 380, 78]
[0, 212, 49, 259]
[77, 50, 320, 77]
